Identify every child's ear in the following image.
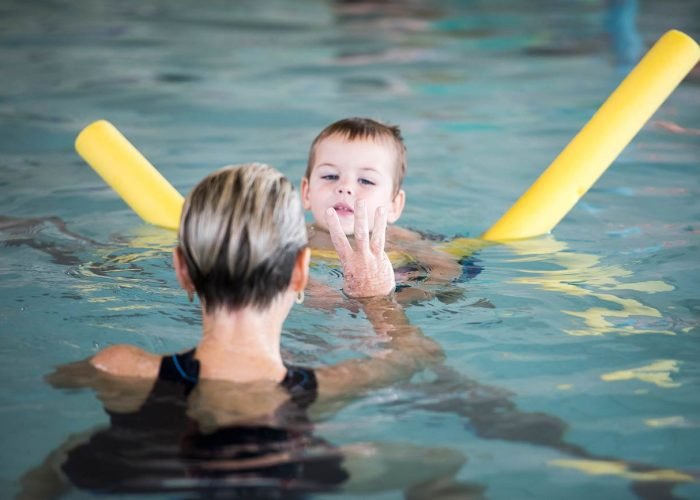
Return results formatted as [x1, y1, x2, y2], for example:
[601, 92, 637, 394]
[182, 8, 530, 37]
[300, 177, 312, 210]
[388, 189, 406, 223]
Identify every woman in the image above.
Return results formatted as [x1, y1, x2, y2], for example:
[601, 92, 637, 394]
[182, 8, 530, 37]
[21, 163, 450, 498]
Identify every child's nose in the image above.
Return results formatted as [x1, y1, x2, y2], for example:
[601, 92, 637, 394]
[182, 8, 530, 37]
[337, 185, 352, 195]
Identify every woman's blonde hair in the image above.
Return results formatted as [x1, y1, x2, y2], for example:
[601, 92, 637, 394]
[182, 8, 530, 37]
[178, 163, 307, 312]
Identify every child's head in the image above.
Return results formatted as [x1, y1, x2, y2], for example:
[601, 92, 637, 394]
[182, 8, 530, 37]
[301, 117, 407, 235]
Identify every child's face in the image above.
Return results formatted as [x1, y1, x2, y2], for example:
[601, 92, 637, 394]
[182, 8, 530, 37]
[301, 135, 405, 235]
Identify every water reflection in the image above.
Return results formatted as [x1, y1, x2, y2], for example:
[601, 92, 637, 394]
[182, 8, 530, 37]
[550, 458, 693, 483]
[21, 361, 350, 498]
[392, 363, 697, 497]
[1, 213, 680, 341]
[21, 360, 483, 499]
[5, 215, 693, 496]
[0, 215, 102, 266]
[505, 236, 675, 336]
[645, 416, 700, 429]
[601, 359, 681, 388]
[431, 234, 694, 493]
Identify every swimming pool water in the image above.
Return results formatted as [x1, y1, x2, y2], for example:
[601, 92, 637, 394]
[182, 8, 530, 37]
[1, 0, 699, 498]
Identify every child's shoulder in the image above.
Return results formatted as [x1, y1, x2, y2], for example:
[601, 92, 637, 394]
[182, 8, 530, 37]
[386, 225, 423, 243]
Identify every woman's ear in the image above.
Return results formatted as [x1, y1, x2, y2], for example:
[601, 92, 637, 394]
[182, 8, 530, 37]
[173, 247, 195, 293]
[300, 177, 312, 210]
[290, 247, 311, 293]
[388, 189, 406, 223]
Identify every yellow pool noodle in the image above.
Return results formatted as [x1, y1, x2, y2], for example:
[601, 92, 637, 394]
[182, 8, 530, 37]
[75, 120, 184, 230]
[75, 30, 698, 251]
[480, 30, 700, 242]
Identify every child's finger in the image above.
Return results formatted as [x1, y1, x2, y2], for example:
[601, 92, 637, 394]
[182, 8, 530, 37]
[370, 206, 387, 255]
[325, 208, 352, 261]
[353, 199, 370, 253]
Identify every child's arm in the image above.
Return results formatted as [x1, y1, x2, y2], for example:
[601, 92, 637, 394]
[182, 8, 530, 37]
[316, 200, 443, 396]
[387, 225, 464, 285]
[383, 226, 467, 305]
[316, 295, 444, 398]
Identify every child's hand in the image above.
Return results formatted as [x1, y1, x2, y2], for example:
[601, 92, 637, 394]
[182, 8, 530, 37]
[325, 200, 396, 298]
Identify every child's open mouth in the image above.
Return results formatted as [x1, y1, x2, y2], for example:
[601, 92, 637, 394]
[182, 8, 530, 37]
[333, 202, 354, 216]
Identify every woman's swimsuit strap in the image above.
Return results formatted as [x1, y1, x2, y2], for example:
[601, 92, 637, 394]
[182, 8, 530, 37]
[158, 349, 317, 397]
[159, 348, 199, 384]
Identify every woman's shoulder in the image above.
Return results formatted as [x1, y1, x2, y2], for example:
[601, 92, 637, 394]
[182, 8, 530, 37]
[90, 344, 162, 378]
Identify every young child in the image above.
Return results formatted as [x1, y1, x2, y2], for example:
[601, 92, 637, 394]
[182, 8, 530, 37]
[300, 117, 463, 299]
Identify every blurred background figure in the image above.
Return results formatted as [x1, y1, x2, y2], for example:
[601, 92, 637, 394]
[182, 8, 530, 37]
[605, 0, 643, 69]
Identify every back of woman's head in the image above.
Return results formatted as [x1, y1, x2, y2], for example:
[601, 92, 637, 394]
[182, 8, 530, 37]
[178, 163, 307, 312]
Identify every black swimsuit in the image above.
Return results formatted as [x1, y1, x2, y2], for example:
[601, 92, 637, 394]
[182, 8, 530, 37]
[160, 348, 318, 397]
[61, 349, 348, 497]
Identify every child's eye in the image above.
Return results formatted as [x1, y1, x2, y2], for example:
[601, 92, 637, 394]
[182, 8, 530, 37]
[321, 174, 339, 181]
[358, 178, 375, 186]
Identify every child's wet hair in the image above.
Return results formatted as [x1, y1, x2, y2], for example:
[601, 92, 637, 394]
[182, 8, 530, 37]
[178, 163, 308, 312]
[306, 117, 407, 197]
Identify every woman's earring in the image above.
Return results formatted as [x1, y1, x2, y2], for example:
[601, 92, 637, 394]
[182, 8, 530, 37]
[187, 290, 194, 303]
[295, 291, 304, 304]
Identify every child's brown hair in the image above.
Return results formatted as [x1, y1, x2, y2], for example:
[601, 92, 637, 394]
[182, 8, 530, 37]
[306, 117, 407, 197]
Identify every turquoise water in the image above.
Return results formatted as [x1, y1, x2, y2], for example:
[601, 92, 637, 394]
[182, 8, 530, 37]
[1, 0, 699, 498]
